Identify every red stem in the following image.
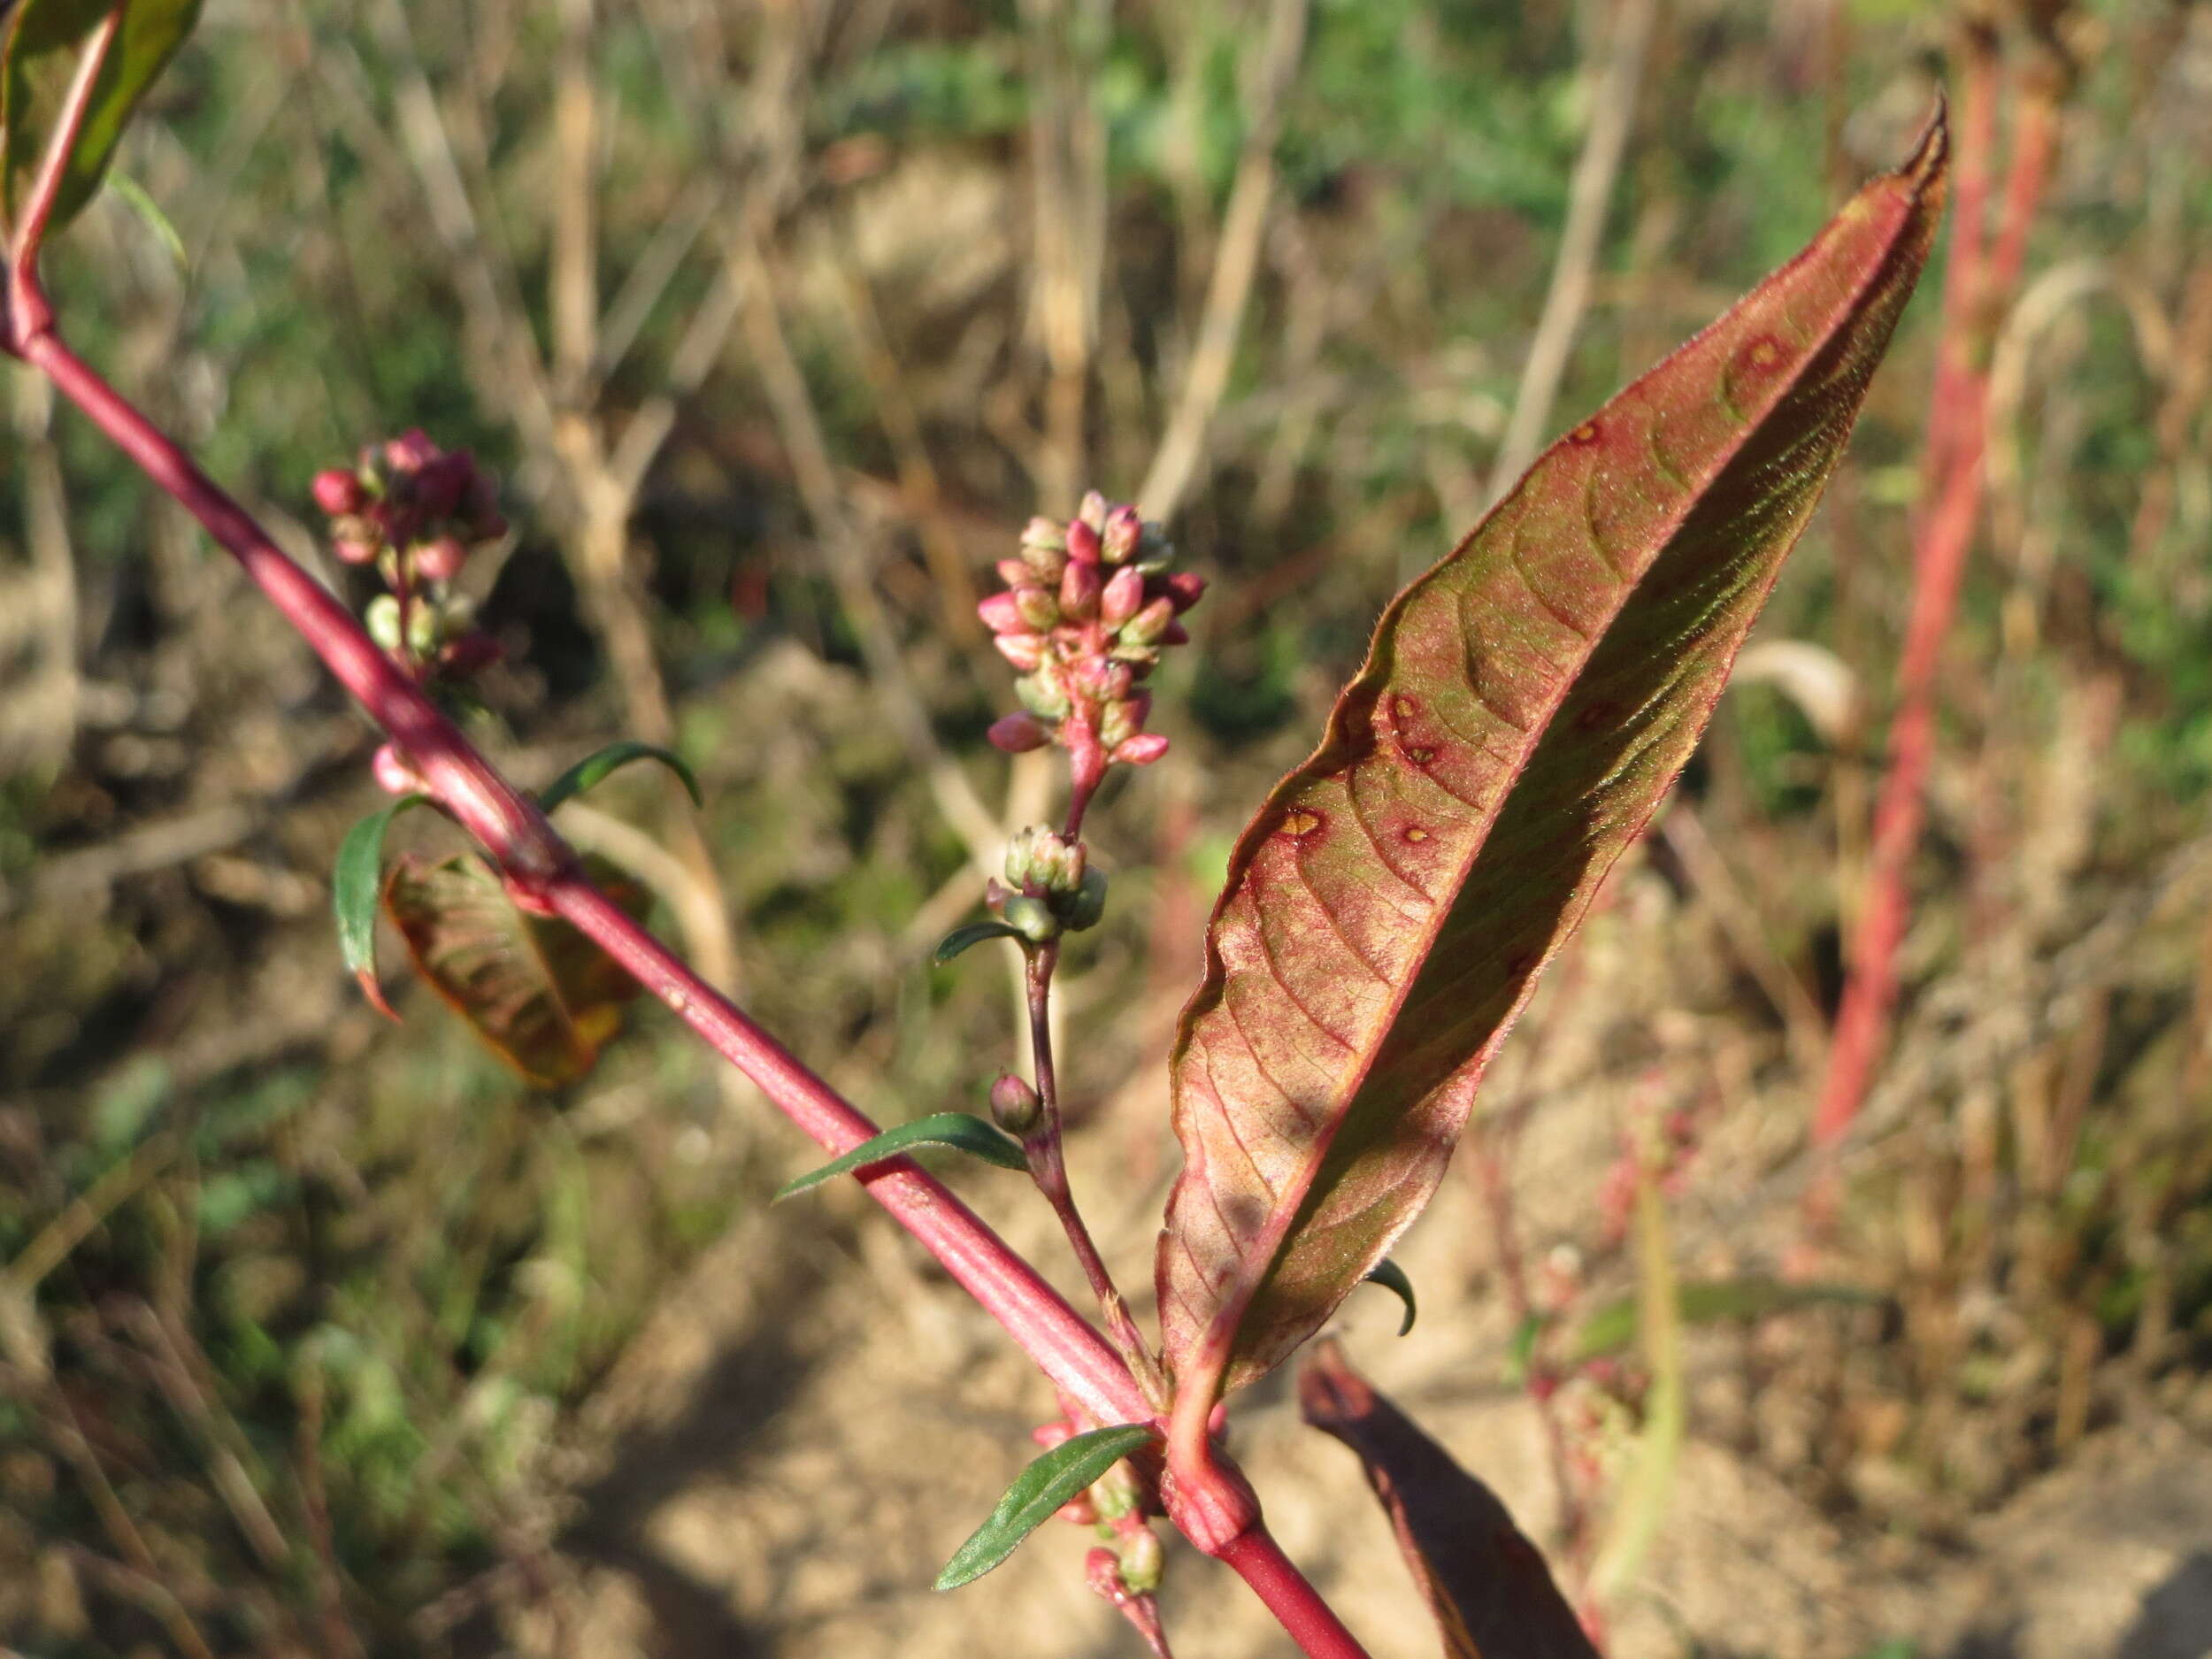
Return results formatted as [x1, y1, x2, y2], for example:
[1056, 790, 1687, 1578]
[16, 321, 1144, 1433]
[1811, 57, 2060, 1167]
[15, 296, 1370, 1659]
[1216, 1527, 1371, 1659]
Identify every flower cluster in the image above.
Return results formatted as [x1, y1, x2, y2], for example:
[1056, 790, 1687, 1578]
[979, 491, 1202, 803]
[312, 431, 506, 686]
[313, 432, 509, 797]
[984, 825, 1110, 947]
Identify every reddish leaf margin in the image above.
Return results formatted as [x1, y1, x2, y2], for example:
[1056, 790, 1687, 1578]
[1157, 111, 1949, 1435]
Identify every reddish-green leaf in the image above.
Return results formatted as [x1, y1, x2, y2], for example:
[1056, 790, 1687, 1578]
[382, 852, 650, 1088]
[1156, 116, 1947, 1408]
[1299, 1339, 1598, 1659]
[2, 0, 202, 233]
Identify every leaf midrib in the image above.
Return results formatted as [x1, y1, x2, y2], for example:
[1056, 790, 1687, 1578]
[1177, 179, 1931, 1393]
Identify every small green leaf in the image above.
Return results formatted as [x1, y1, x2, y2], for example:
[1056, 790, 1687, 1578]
[538, 741, 702, 813]
[934, 1424, 1159, 1592]
[775, 1113, 1029, 1202]
[933, 920, 1026, 964]
[2, 0, 203, 234]
[333, 795, 426, 1018]
[1362, 1258, 1417, 1336]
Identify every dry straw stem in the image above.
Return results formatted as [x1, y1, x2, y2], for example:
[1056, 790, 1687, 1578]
[1019, 0, 1110, 509]
[1137, 0, 1309, 520]
[1483, 0, 1660, 504]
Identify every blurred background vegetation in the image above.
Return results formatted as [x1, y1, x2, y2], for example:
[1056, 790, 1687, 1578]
[4, 0, 2211, 1655]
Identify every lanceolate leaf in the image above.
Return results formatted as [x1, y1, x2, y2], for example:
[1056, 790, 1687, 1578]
[537, 740, 703, 814]
[382, 851, 651, 1088]
[934, 1424, 1158, 1592]
[774, 1112, 1029, 1202]
[2, 0, 202, 232]
[1157, 116, 1947, 1409]
[334, 794, 426, 1018]
[1299, 1339, 1597, 1659]
[933, 919, 1027, 964]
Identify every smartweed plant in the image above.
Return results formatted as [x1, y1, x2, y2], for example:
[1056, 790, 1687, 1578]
[0, 7, 1946, 1654]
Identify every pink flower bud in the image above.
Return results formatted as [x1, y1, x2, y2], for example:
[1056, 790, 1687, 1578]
[995, 557, 1032, 586]
[1060, 558, 1102, 620]
[1065, 518, 1102, 565]
[1101, 504, 1141, 563]
[988, 712, 1053, 753]
[372, 741, 427, 797]
[1058, 1494, 1102, 1528]
[1032, 1420, 1076, 1450]
[1077, 488, 1109, 531]
[977, 592, 1027, 634]
[1161, 619, 1190, 645]
[1019, 516, 1066, 553]
[1123, 691, 1153, 730]
[1100, 565, 1146, 627]
[1113, 733, 1170, 766]
[1099, 663, 1136, 702]
[1163, 571, 1207, 612]
[312, 468, 366, 516]
[385, 429, 438, 471]
[331, 518, 381, 565]
[413, 535, 467, 583]
[994, 632, 1048, 672]
[1084, 1548, 1125, 1603]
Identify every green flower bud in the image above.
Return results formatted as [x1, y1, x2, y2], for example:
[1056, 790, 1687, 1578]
[405, 601, 442, 656]
[1017, 670, 1072, 720]
[1002, 894, 1061, 943]
[1097, 700, 1137, 753]
[365, 595, 403, 651]
[1118, 1526, 1164, 1595]
[1013, 585, 1060, 631]
[1090, 1457, 1141, 1522]
[1120, 595, 1177, 647]
[1058, 865, 1109, 931]
[989, 1073, 1043, 1137]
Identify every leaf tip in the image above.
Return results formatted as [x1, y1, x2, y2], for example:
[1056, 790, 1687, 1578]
[355, 967, 402, 1023]
[1900, 90, 1949, 193]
